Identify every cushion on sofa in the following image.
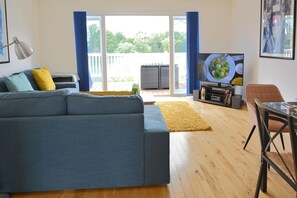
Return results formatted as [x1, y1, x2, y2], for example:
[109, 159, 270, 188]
[32, 67, 56, 90]
[0, 89, 69, 118]
[4, 72, 34, 92]
[67, 93, 144, 115]
[20, 69, 40, 90]
[0, 69, 39, 92]
[0, 78, 9, 92]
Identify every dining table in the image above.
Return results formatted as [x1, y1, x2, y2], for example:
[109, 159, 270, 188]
[258, 101, 297, 193]
[262, 101, 297, 116]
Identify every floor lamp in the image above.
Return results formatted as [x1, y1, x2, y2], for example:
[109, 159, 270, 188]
[0, 36, 33, 59]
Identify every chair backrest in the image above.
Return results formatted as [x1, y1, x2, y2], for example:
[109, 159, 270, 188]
[254, 98, 287, 149]
[246, 84, 285, 125]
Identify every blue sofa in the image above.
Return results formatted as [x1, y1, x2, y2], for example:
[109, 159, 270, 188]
[0, 90, 169, 195]
[0, 69, 79, 93]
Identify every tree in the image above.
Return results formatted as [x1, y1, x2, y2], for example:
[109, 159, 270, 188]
[116, 42, 135, 53]
[148, 33, 168, 52]
[174, 32, 186, 52]
[87, 24, 101, 53]
[106, 31, 127, 53]
[132, 32, 151, 53]
[88, 28, 186, 53]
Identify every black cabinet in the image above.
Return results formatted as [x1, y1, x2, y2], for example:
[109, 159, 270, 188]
[195, 84, 241, 108]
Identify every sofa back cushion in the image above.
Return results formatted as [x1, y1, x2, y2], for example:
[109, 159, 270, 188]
[67, 93, 144, 115]
[0, 89, 69, 118]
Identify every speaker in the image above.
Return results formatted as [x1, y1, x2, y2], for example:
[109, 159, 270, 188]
[231, 95, 242, 109]
[193, 90, 199, 101]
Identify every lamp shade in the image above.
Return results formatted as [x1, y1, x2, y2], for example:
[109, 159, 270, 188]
[13, 37, 34, 60]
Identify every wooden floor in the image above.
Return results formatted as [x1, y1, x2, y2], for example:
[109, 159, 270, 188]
[11, 96, 295, 198]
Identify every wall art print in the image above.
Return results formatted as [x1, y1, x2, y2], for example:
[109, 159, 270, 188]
[0, 0, 9, 63]
[260, 0, 296, 59]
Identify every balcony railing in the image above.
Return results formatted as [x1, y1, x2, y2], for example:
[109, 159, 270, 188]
[88, 52, 186, 81]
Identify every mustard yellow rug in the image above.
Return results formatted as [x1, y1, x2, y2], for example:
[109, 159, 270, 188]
[156, 101, 211, 132]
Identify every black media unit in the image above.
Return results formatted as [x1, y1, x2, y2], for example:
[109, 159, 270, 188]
[194, 84, 242, 108]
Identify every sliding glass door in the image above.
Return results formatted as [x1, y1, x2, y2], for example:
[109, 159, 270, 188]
[87, 16, 104, 91]
[105, 16, 169, 93]
[87, 15, 186, 95]
[173, 16, 187, 94]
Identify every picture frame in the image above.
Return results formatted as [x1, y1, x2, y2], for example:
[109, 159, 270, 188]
[0, 0, 9, 63]
[260, 0, 296, 60]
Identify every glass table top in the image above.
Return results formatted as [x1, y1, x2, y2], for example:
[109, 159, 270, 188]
[263, 102, 297, 116]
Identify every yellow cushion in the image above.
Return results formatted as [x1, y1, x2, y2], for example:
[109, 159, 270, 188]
[32, 67, 56, 90]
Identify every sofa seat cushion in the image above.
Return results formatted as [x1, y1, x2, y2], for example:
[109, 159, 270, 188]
[67, 93, 144, 115]
[0, 89, 69, 118]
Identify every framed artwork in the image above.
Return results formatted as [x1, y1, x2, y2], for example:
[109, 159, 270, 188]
[260, 0, 296, 60]
[0, 0, 9, 63]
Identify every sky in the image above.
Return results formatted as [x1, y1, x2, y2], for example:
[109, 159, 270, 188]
[87, 16, 186, 38]
[106, 16, 169, 37]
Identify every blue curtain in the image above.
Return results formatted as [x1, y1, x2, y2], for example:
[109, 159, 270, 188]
[186, 12, 200, 95]
[73, 11, 91, 91]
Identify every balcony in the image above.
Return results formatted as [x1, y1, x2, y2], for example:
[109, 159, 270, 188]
[88, 53, 186, 94]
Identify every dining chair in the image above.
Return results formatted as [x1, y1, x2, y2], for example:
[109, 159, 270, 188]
[243, 84, 286, 150]
[254, 98, 297, 197]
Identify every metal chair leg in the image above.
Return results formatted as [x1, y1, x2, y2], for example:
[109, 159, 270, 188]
[243, 125, 256, 150]
[280, 133, 285, 150]
[254, 161, 264, 198]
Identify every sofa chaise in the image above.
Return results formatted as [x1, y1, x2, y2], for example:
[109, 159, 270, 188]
[0, 90, 169, 195]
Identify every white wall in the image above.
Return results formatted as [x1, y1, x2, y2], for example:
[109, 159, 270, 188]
[231, 0, 297, 101]
[230, 0, 260, 97]
[0, 0, 40, 76]
[37, 0, 232, 73]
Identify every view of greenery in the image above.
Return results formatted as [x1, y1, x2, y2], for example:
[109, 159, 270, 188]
[87, 24, 186, 53]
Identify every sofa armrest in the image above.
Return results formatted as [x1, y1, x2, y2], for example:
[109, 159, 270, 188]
[143, 105, 170, 185]
[55, 82, 79, 93]
[52, 73, 80, 82]
[55, 82, 78, 89]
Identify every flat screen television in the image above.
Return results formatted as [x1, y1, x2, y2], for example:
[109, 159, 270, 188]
[198, 53, 244, 86]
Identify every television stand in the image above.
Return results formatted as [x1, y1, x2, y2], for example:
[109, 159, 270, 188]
[194, 84, 242, 108]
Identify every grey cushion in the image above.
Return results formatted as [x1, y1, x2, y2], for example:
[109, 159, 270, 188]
[22, 69, 40, 90]
[0, 89, 69, 117]
[67, 93, 144, 115]
[0, 78, 9, 92]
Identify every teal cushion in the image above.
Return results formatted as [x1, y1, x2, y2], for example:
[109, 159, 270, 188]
[4, 72, 34, 92]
